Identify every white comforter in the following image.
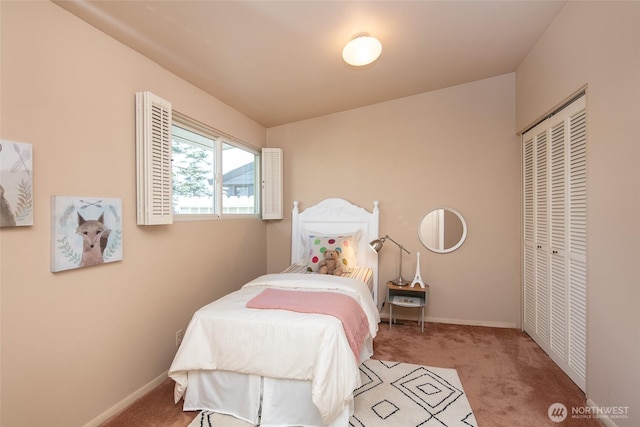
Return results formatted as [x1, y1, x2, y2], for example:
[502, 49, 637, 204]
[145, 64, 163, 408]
[168, 273, 380, 425]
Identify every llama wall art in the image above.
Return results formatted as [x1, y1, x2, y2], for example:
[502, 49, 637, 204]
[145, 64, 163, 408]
[0, 140, 33, 227]
[51, 196, 123, 272]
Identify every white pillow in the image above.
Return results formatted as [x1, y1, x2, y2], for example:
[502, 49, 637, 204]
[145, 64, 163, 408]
[302, 231, 360, 272]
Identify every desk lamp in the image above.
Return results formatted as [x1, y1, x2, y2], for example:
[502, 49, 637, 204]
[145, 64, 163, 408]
[369, 235, 411, 286]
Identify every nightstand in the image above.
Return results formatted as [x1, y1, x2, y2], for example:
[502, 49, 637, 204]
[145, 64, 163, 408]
[387, 281, 429, 333]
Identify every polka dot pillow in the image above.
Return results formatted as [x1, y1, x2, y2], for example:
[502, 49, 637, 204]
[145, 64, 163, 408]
[306, 234, 358, 272]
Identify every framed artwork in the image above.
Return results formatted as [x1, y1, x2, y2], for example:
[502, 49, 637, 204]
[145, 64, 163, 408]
[0, 140, 33, 227]
[51, 196, 123, 272]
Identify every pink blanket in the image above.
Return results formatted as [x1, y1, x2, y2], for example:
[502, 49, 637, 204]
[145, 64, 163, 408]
[246, 288, 369, 361]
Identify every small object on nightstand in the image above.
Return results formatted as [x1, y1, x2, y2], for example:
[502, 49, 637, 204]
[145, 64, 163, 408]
[411, 251, 426, 288]
[392, 295, 421, 306]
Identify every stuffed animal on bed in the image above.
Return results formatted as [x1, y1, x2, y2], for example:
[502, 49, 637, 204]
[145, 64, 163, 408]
[318, 249, 346, 276]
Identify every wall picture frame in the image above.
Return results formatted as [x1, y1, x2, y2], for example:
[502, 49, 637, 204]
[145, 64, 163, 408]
[51, 196, 123, 272]
[0, 139, 33, 227]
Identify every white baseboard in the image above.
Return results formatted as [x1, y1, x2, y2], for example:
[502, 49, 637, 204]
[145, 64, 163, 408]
[426, 316, 517, 329]
[587, 398, 621, 427]
[83, 371, 169, 427]
[381, 315, 517, 329]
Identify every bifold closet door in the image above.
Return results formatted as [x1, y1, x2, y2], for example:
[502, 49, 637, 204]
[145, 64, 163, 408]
[522, 95, 587, 391]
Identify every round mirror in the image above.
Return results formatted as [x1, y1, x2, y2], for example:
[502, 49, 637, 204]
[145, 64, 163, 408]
[418, 208, 467, 253]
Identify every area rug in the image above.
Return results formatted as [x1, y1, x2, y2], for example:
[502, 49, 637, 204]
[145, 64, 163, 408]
[351, 359, 476, 426]
[188, 359, 477, 427]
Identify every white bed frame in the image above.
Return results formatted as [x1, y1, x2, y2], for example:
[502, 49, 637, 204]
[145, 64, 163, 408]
[290, 198, 380, 306]
[181, 198, 381, 427]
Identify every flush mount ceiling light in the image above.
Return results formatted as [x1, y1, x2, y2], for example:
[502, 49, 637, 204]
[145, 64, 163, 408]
[342, 33, 382, 66]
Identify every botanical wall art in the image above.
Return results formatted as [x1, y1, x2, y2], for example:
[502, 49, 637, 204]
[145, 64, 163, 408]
[51, 196, 123, 272]
[0, 140, 33, 227]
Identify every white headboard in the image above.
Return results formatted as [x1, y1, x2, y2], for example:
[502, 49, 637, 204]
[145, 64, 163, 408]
[291, 198, 380, 305]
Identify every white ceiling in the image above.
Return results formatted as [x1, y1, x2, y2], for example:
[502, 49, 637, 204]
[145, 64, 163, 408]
[54, 1, 566, 128]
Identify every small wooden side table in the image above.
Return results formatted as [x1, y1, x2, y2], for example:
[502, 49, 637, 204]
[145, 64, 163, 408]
[387, 281, 429, 333]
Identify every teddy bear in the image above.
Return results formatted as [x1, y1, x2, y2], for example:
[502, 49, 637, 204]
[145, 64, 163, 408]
[318, 249, 346, 276]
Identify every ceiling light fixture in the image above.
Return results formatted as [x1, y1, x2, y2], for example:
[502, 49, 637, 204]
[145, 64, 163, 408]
[342, 33, 382, 66]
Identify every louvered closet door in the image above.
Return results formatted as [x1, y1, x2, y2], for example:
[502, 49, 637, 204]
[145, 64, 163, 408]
[522, 95, 587, 391]
[534, 130, 550, 346]
[567, 107, 587, 385]
[522, 137, 536, 333]
[549, 120, 567, 364]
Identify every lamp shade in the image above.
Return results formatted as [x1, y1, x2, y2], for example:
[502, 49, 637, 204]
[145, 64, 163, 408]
[369, 238, 385, 253]
[342, 33, 382, 66]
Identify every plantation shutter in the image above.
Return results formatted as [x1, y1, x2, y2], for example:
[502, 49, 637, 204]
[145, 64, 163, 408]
[261, 148, 283, 220]
[522, 94, 587, 391]
[136, 91, 173, 225]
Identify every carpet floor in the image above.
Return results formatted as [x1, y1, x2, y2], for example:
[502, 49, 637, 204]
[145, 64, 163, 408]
[100, 321, 600, 427]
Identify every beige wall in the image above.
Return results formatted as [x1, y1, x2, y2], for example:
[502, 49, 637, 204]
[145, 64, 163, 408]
[267, 73, 521, 328]
[0, 2, 266, 426]
[516, 1, 640, 425]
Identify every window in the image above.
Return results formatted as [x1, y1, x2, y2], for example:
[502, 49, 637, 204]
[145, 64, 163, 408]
[171, 114, 259, 218]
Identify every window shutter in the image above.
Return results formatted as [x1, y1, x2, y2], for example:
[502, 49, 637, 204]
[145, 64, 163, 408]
[136, 91, 173, 225]
[261, 148, 283, 220]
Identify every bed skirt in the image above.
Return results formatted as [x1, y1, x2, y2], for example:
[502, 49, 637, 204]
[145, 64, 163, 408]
[183, 370, 351, 427]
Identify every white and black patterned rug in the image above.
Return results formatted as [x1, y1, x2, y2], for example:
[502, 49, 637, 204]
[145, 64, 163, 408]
[350, 359, 477, 426]
[188, 359, 477, 427]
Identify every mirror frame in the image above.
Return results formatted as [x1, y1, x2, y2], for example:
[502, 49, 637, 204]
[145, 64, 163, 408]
[418, 207, 468, 254]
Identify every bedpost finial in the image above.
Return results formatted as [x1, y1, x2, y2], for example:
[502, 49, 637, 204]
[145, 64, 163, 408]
[293, 201, 299, 212]
[373, 200, 379, 210]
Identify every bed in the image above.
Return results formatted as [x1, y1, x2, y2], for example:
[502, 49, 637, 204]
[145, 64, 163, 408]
[168, 198, 381, 427]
